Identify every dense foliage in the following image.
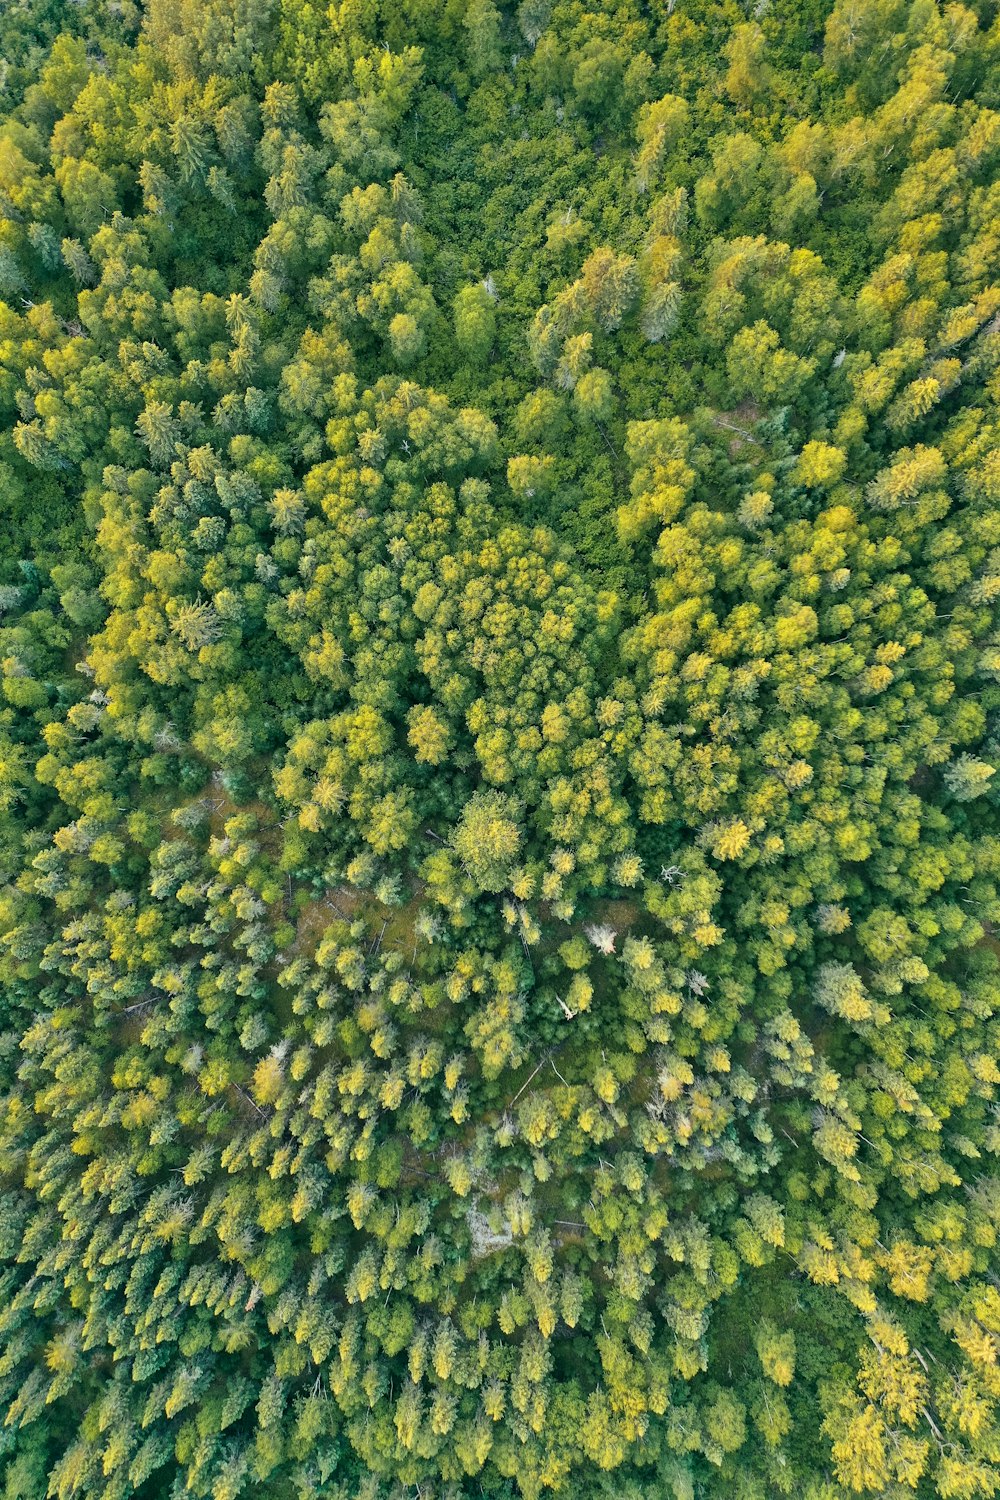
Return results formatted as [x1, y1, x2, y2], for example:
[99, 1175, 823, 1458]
[2, 0, 1000, 1496]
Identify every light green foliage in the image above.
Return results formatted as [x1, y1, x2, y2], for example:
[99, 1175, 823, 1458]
[453, 790, 523, 892]
[0, 1, 998, 1498]
[454, 282, 497, 364]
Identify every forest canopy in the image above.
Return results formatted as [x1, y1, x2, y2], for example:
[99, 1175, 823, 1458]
[1, 0, 1000, 1497]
